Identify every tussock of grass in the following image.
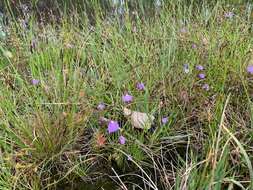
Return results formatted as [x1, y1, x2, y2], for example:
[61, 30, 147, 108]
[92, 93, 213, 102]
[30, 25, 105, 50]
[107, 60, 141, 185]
[0, 1, 253, 189]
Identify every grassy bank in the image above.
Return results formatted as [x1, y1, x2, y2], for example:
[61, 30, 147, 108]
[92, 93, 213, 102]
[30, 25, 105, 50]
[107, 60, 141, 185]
[0, 1, 253, 189]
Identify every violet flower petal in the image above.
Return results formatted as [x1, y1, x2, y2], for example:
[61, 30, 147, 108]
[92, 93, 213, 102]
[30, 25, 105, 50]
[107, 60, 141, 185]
[196, 65, 204, 71]
[162, 117, 169, 124]
[202, 84, 210, 91]
[136, 82, 145, 90]
[119, 135, 126, 145]
[122, 93, 133, 103]
[198, 73, 206, 79]
[107, 120, 120, 134]
[97, 103, 106, 110]
[247, 65, 253, 74]
[32, 79, 40, 85]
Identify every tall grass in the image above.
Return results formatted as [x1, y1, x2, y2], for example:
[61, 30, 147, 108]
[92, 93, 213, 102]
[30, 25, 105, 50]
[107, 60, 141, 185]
[0, 0, 253, 189]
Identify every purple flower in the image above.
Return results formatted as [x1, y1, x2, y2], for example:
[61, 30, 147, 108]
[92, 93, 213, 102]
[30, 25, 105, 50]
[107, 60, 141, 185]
[224, 12, 234, 18]
[198, 73, 206, 79]
[97, 103, 106, 110]
[180, 27, 187, 33]
[122, 93, 133, 103]
[247, 65, 253, 74]
[162, 117, 168, 124]
[136, 82, 145, 91]
[196, 65, 204, 71]
[107, 120, 120, 134]
[192, 43, 197, 49]
[202, 84, 210, 91]
[119, 135, 126, 145]
[183, 64, 190, 74]
[31, 79, 40, 85]
[127, 155, 133, 161]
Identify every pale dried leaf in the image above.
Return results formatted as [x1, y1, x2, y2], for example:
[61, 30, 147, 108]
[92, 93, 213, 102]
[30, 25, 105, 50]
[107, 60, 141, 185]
[123, 107, 154, 129]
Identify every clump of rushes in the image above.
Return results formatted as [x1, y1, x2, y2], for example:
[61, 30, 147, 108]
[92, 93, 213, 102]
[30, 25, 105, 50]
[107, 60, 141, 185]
[1, 2, 253, 190]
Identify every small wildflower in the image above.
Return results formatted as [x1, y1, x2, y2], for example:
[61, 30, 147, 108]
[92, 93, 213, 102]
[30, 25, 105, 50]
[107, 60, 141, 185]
[97, 103, 106, 110]
[202, 84, 210, 91]
[196, 65, 204, 71]
[107, 120, 120, 134]
[180, 27, 187, 33]
[127, 155, 133, 161]
[31, 79, 40, 85]
[247, 65, 253, 74]
[136, 82, 145, 91]
[198, 73, 206, 79]
[224, 11, 234, 18]
[119, 135, 126, 145]
[183, 64, 190, 74]
[122, 93, 133, 103]
[192, 43, 197, 49]
[162, 117, 169, 124]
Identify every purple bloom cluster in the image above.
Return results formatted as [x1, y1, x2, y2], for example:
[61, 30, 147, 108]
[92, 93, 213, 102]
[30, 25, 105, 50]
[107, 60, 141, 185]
[98, 80, 172, 146]
[107, 120, 126, 145]
[195, 64, 206, 80]
[195, 65, 210, 91]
